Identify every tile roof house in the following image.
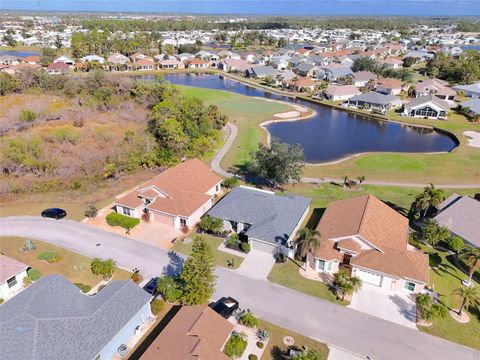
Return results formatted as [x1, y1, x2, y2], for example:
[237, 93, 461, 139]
[350, 71, 377, 87]
[0, 255, 28, 300]
[283, 76, 317, 92]
[324, 85, 361, 101]
[434, 194, 480, 248]
[115, 159, 221, 230]
[186, 57, 209, 69]
[374, 78, 404, 95]
[403, 95, 450, 119]
[415, 79, 456, 103]
[0, 275, 152, 360]
[45, 62, 70, 75]
[139, 305, 233, 360]
[307, 195, 429, 293]
[207, 186, 311, 257]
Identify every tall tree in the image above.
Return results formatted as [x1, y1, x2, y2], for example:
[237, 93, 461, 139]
[250, 139, 305, 188]
[453, 286, 480, 317]
[297, 227, 320, 259]
[461, 247, 480, 286]
[180, 236, 216, 305]
[422, 218, 450, 246]
[411, 183, 445, 219]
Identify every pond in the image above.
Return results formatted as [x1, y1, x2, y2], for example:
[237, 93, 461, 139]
[144, 73, 458, 163]
[0, 50, 40, 57]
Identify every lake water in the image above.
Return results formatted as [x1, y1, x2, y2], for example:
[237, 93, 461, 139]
[462, 45, 480, 51]
[0, 50, 40, 57]
[143, 73, 458, 163]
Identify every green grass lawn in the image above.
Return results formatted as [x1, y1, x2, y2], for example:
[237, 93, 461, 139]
[257, 318, 329, 360]
[0, 237, 132, 288]
[419, 248, 480, 350]
[267, 258, 345, 305]
[172, 233, 244, 269]
[178, 85, 291, 169]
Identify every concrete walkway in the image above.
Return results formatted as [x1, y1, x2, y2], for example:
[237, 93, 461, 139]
[327, 347, 364, 360]
[211, 123, 237, 178]
[235, 249, 276, 280]
[1, 217, 478, 360]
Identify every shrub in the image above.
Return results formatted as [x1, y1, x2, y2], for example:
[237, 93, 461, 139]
[106, 212, 140, 229]
[90, 258, 117, 279]
[222, 176, 239, 189]
[224, 333, 247, 358]
[22, 239, 36, 252]
[429, 252, 442, 268]
[74, 283, 92, 293]
[241, 242, 251, 253]
[446, 236, 464, 253]
[131, 268, 143, 284]
[0, 298, 3, 304]
[27, 268, 42, 281]
[23, 276, 32, 286]
[84, 205, 98, 219]
[226, 233, 238, 248]
[256, 341, 264, 349]
[198, 215, 223, 234]
[19, 109, 36, 122]
[274, 253, 286, 263]
[151, 299, 165, 315]
[47, 125, 80, 144]
[37, 251, 61, 263]
[256, 329, 269, 342]
[249, 355, 258, 360]
[240, 311, 258, 328]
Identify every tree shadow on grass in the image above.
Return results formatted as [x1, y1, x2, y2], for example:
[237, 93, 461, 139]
[162, 251, 184, 277]
[270, 345, 288, 360]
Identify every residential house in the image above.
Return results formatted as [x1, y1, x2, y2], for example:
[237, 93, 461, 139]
[350, 71, 377, 87]
[453, 82, 480, 98]
[375, 78, 404, 95]
[130, 52, 153, 63]
[130, 59, 155, 71]
[207, 186, 311, 257]
[240, 51, 256, 63]
[403, 50, 434, 62]
[217, 58, 250, 73]
[307, 195, 429, 293]
[459, 98, 480, 118]
[403, 95, 450, 119]
[139, 305, 233, 360]
[107, 53, 130, 70]
[321, 64, 353, 82]
[434, 194, 480, 248]
[284, 76, 317, 92]
[81, 54, 105, 64]
[0, 275, 152, 360]
[381, 56, 404, 69]
[22, 55, 40, 64]
[415, 79, 456, 104]
[296, 62, 316, 77]
[0, 255, 28, 300]
[324, 85, 361, 101]
[45, 62, 70, 75]
[288, 56, 305, 68]
[186, 58, 209, 69]
[347, 92, 401, 112]
[195, 50, 219, 62]
[270, 56, 289, 70]
[176, 53, 194, 63]
[53, 55, 74, 65]
[115, 159, 221, 230]
[158, 59, 185, 70]
[246, 65, 277, 79]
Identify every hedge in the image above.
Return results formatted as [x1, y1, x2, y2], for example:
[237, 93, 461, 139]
[74, 283, 92, 293]
[27, 268, 42, 281]
[106, 212, 140, 229]
[151, 299, 165, 315]
[224, 333, 247, 358]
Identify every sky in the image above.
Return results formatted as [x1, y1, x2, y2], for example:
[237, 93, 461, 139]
[1, 0, 479, 16]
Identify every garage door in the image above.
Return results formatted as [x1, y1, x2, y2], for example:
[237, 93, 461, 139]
[251, 240, 279, 255]
[356, 269, 382, 287]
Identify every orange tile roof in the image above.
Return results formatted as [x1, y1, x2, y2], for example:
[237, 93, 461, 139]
[376, 77, 403, 89]
[336, 239, 361, 253]
[116, 159, 220, 217]
[313, 195, 428, 283]
[22, 55, 40, 63]
[140, 305, 233, 360]
[188, 58, 208, 65]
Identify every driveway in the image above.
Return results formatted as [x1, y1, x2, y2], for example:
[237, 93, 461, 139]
[349, 283, 417, 329]
[235, 249, 276, 280]
[1, 217, 478, 360]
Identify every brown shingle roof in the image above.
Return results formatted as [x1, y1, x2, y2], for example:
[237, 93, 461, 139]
[140, 305, 233, 360]
[313, 195, 428, 283]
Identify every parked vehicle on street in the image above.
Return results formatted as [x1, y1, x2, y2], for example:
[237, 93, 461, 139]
[41, 208, 67, 220]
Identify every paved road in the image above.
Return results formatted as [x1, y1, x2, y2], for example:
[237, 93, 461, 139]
[1, 217, 478, 360]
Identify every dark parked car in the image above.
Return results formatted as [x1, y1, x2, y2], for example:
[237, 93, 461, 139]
[41, 208, 67, 220]
[209, 297, 239, 319]
[143, 277, 159, 296]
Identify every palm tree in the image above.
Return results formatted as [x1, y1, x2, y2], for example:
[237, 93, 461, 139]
[412, 183, 446, 219]
[334, 270, 362, 301]
[422, 218, 450, 246]
[296, 227, 321, 259]
[461, 247, 480, 286]
[356, 175, 365, 185]
[453, 286, 480, 317]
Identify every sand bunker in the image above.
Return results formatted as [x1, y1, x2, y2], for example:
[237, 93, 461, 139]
[274, 111, 301, 119]
[463, 131, 480, 148]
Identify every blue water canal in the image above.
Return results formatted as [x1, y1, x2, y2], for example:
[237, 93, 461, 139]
[158, 73, 457, 163]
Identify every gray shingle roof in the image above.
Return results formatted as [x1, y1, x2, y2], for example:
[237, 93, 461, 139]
[349, 92, 399, 106]
[247, 65, 277, 77]
[404, 95, 450, 111]
[454, 82, 480, 97]
[435, 194, 480, 247]
[207, 187, 311, 245]
[0, 275, 151, 360]
[460, 98, 480, 115]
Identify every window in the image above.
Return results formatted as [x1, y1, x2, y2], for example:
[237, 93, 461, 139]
[7, 276, 17, 288]
[123, 207, 131, 216]
[404, 281, 416, 291]
[316, 259, 325, 271]
[180, 218, 187, 227]
[215, 184, 220, 192]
